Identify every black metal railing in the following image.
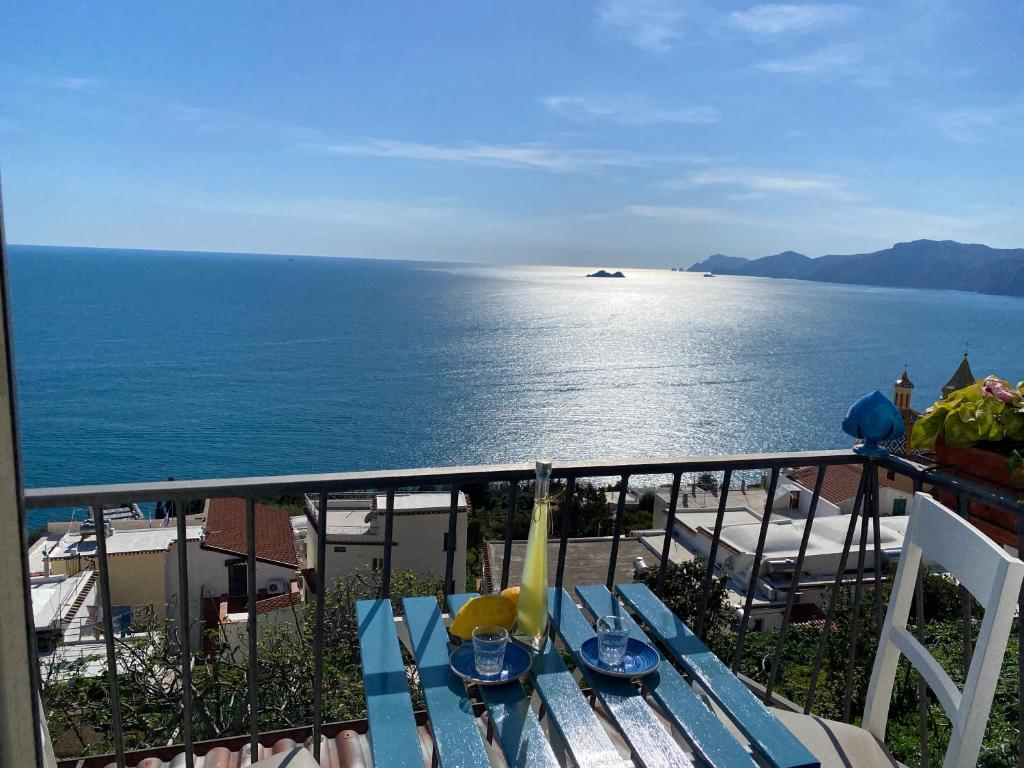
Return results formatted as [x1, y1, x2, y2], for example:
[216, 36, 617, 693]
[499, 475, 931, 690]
[24, 448, 1024, 768]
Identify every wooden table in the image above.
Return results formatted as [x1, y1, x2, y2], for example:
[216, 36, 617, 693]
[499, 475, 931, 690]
[356, 583, 819, 768]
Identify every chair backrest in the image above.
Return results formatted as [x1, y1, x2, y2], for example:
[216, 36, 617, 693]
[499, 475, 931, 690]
[863, 492, 1024, 768]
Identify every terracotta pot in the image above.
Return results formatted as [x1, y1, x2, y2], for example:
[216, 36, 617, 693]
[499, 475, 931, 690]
[934, 438, 1022, 549]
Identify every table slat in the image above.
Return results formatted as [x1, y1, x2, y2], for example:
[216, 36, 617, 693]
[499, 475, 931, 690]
[446, 593, 559, 768]
[616, 583, 819, 768]
[403, 597, 491, 768]
[530, 633, 624, 768]
[356, 598, 424, 768]
[576, 584, 758, 768]
[547, 587, 694, 768]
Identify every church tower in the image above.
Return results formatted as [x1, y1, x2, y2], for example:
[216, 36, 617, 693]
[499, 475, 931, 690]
[942, 353, 976, 398]
[893, 370, 913, 411]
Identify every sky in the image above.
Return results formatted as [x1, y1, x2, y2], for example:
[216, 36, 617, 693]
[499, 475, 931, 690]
[1, 1, 1023, 266]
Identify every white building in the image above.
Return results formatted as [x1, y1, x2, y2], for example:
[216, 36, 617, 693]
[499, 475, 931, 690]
[641, 464, 914, 631]
[303, 491, 468, 593]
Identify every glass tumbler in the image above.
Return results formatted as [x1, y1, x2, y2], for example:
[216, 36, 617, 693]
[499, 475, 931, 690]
[596, 615, 629, 666]
[472, 625, 508, 676]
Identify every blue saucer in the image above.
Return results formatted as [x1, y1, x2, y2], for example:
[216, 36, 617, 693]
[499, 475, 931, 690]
[579, 636, 659, 678]
[449, 641, 531, 686]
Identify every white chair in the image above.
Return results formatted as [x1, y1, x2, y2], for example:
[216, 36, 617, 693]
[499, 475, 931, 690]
[774, 492, 1024, 768]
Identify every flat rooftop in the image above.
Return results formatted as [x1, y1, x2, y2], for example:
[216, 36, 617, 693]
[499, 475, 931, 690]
[29, 525, 203, 570]
[375, 492, 468, 512]
[484, 537, 656, 597]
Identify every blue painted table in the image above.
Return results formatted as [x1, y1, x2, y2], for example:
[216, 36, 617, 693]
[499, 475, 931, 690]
[356, 585, 819, 768]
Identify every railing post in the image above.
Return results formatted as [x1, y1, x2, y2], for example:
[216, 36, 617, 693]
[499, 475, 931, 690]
[766, 464, 826, 701]
[444, 487, 459, 595]
[695, 469, 731, 639]
[174, 500, 195, 768]
[381, 489, 396, 598]
[246, 497, 259, 761]
[555, 476, 575, 590]
[656, 472, 682, 597]
[92, 504, 126, 767]
[500, 482, 519, 591]
[732, 468, 780, 671]
[312, 491, 328, 762]
[606, 474, 631, 590]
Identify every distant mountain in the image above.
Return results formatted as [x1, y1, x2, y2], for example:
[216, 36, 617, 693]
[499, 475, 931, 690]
[690, 253, 750, 274]
[687, 240, 1024, 298]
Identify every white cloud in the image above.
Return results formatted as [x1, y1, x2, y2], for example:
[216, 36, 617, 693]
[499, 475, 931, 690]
[757, 44, 862, 75]
[688, 168, 847, 196]
[626, 204, 736, 222]
[730, 3, 858, 35]
[53, 76, 100, 91]
[211, 196, 459, 228]
[597, 0, 685, 53]
[543, 93, 719, 125]
[302, 137, 659, 173]
[931, 102, 1024, 143]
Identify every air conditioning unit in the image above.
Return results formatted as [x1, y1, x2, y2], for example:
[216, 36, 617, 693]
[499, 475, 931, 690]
[266, 578, 288, 596]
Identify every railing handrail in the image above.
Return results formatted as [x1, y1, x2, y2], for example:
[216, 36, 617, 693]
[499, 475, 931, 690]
[24, 449, 862, 508]
[880, 453, 1023, 516]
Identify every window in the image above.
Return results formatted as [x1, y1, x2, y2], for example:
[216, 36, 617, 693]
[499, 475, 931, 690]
[892, 498, 907, 516]
[333, 546, 347, 553]
[371, 558, 383, 571]
[886, 470, 897, 480]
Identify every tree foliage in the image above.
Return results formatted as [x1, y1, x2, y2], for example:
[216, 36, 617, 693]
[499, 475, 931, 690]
[43, 567, 441, 758]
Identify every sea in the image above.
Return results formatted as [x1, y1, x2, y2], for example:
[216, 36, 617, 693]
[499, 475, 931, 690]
[10, 244, 1024, 530]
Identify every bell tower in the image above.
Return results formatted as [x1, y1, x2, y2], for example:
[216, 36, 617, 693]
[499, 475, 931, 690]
[893, 369, 913, 411]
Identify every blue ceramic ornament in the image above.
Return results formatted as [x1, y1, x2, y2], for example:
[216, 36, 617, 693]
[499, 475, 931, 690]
[842, 390, 904, 457]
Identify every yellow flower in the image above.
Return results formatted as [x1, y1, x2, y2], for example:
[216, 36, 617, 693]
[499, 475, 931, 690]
[449, 594, 516, 640]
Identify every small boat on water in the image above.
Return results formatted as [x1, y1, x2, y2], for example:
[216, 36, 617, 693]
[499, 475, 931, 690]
[703, 272, 716, 277]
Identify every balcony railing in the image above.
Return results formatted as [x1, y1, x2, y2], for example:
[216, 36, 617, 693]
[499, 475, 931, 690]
[22, 449, 1024, 768]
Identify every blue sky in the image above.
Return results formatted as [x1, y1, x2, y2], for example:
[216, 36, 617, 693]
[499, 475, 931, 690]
[2, 1, 1022, 266]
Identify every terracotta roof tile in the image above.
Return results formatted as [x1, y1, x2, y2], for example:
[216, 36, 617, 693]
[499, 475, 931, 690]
[791, 464, 898, 506]
[203, 498, 299, 569]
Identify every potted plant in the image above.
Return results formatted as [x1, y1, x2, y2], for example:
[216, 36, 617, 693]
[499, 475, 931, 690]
[911, 376, 1024, 547]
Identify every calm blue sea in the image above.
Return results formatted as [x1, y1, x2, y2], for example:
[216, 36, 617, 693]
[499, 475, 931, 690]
[10, 244, 1024, 529]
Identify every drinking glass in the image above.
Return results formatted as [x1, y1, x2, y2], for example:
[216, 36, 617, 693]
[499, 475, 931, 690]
[596, 615, 629, 666]
[472, 625, 508, 676]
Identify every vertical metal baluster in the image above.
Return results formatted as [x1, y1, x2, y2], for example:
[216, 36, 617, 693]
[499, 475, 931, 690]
[766, 465, 826, 701]
[246, 497, 259, 760]
[916, 569, 930, 768]
[732, 468, 780, 672]
[444, 488, 459, 595]
[313, 491, 327, 762]
[606, 474, 631, 590]
[655, 473, 682, 597]
[555, 477, 576, 590]
[174, 500, 194, 768]
[956, 494, 973, 671]
[696, 470, 732, 639]
[500, 482, 519, 590]
[843, 465, 875, 722]
[92, 504, 126, 767]
[381, 489, 396, 598]
[804, 467, 869, 714]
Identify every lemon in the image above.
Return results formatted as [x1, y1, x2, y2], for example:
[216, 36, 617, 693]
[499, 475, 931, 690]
[500, 586, 520, 611]
[449, 594, 516, 640]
